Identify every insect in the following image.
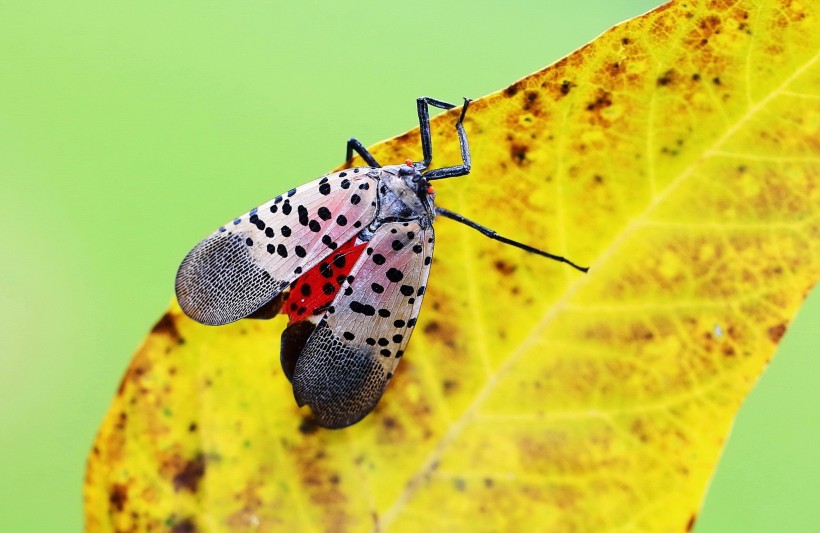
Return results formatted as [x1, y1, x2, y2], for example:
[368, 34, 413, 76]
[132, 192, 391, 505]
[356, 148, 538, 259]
[175, 97, 588, 428]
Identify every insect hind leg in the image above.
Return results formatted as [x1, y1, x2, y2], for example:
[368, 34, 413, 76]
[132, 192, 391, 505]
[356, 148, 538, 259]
[435, 207, 589, 273]
[418, 97, 472, 181]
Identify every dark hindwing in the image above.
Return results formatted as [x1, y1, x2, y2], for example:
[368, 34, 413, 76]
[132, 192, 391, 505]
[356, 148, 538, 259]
[291, 221, 433, 428]
[175, 169, 377, 325]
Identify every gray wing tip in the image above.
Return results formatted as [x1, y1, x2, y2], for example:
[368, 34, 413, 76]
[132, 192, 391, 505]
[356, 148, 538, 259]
[291, 322, 390, 429]
[174, 232, 288, 326]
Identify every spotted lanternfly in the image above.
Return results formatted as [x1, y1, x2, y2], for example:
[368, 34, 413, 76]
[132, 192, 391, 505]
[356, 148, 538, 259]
[176, 97, 588, 429]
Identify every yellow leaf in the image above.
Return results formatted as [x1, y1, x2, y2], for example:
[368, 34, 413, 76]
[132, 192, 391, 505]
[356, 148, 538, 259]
[85, 0, 820, 530]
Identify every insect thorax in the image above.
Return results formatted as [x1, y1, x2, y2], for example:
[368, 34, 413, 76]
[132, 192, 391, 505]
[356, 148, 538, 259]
[364, 166, 435, 238]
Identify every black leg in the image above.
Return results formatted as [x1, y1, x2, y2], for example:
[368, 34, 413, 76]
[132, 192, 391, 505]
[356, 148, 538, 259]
[345, 137, 380, 168]
[420, 98, 472, 181]
[417, 97, 456, 168]
[435, 207, 589, 273]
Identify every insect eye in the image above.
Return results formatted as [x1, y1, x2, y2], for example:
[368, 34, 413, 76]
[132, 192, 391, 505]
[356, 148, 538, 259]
[399, 165, 414, 176]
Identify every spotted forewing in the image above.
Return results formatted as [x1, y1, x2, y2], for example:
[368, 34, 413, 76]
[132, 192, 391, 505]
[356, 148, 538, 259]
[176, 169, 377, 326]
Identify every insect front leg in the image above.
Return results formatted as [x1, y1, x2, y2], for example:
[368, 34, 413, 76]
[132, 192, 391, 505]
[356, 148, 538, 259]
[418, 97, 472, 181]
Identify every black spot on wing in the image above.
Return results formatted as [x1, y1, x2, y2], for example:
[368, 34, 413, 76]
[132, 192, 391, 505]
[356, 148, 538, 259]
[349, 301, 376, 316]
[297, 205, 309, 226]
[386, 268, 403, 283]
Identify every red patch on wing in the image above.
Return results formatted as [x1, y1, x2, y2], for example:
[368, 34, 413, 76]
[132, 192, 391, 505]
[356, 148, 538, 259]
[282, 237, 367, 323]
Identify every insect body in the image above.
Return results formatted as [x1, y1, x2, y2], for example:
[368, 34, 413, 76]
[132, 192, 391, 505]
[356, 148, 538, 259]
[176, 97, 587, 428]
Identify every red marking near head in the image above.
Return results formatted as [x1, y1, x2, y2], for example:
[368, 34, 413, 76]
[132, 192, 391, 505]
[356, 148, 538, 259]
[427, 184, 435, 195]
[405, 159, 414, 167]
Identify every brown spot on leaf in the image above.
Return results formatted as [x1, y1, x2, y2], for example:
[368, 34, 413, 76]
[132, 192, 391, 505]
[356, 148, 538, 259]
[699, 15, 721, 32]
[115, 374, 127, 396]
[393, 130, 414, 144]
[493, 259, 517, 276]
[173, 454, 206, 493]
[686, 513, 697, 531]
[299, 418, 320, 435]
[657, 69, 676, 86]
[585, 89, 613, 126]
[421, 318, 457, 350]
[171, 517, 197, 533]
[504, 82, 522, 97]
[629, 322, 654, 341]
[630, 418, 650, 443]
[586, 90, 612, 111]
[109, 483, 128, 512]
[523, 90, 540, 111]
[767, 323, 786, 343]
[510, 144, 529, 165]
[151, 312, 183, 344]
[115, 411, 127, 431]
[225, 479, 268, 529]
[381, 415, 401, 432]
[288, 431, 349, 521]
[560, 80, 573, 95]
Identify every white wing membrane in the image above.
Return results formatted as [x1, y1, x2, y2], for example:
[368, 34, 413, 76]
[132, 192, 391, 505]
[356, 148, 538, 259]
[176, 168, 378, 325]
[291, 220, 434, 428]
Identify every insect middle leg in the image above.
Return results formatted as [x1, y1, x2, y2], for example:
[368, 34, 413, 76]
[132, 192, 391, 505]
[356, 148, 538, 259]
[345, 137, 381, 168]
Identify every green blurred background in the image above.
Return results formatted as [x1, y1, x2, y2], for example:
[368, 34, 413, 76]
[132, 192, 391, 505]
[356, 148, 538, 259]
[1, 1, 817, 531]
